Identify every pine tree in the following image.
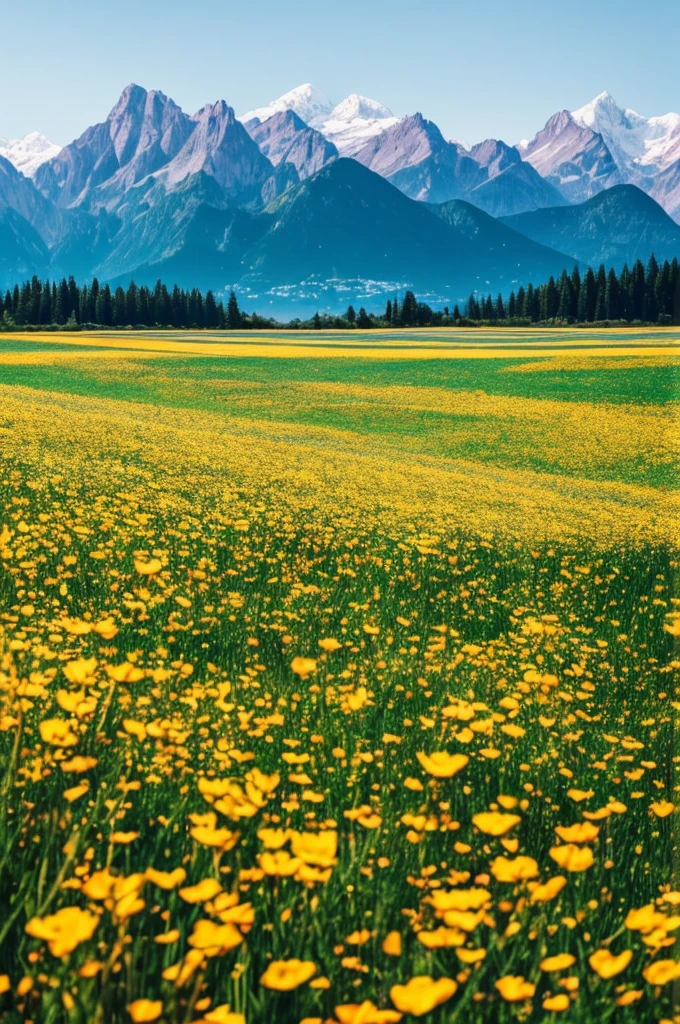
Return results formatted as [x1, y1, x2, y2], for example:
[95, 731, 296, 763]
[605, 268, 620, 320]
[401, 291, 417, 326]
[226, 291, 241, 329]
[346, 305, 356, 326]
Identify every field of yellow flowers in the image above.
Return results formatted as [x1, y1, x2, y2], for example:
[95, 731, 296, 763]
[0, 332, 678, 1023]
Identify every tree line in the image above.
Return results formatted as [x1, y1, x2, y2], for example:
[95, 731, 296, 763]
[464, 257, 680, 325]
[0, 279, 244, 330]
[1, 256, 679, 331]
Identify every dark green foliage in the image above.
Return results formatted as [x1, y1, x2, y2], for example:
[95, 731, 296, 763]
[1, 255, 678, 332]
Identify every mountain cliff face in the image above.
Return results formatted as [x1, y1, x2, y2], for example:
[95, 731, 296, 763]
[34, 86, 271, 210]
[354, 120, 564, 215]
[35, 85, 194, 208]
[0, 153, 62, 243]
[354, 114, 483, 203]
[158, 100, 273, 198]
[246, 111, 338, 180]
[517, 110, 621, 202]
[516, 93, 680, 220]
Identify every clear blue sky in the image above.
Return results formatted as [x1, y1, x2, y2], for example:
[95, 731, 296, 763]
[3, 0, 678, 145]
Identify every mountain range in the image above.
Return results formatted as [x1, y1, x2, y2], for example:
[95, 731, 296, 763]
[1, 84, 679, 314]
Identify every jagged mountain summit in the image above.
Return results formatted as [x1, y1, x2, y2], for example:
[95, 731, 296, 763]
[157, 99, 273, 198]
[572, 91, 680, 177]
[245, 110, 338, 180]
[310, 94, 400, 156]
[2, 83, 680, 304]
[0, 132, 62, 177]
[35, 85, 195, 208]
[239, 84, 334, 129]
[34, 85, 274, 211]
[517, 91, 680, 219]
[354, 116, 565, 216]
[239, 85, 399, 156]
[517, 110, 621, 203]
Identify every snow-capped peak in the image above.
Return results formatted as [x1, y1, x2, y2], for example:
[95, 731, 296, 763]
[239, 84, 333, 126]
[324, 94, 395, 123]
[572, 90, 625, 128]
[0, 131, 62, 177]
[572, 91, 680, 173]
[312, 93, 400, 157]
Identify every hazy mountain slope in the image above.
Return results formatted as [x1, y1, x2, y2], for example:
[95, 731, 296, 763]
[501, 185, 680, 267]
[0, 207, 49, 289]
[237, 159, 575, 297]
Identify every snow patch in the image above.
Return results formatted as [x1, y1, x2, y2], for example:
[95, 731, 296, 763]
[0, 131, 61, 177]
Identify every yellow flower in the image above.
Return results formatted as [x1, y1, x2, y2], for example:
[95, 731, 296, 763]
[60, 755, 98, 773]
[202, 1005, 246, 1024]
[335, 1003, 403, 1024]
[63, 783, 89, 803]
[549, 845, 594, 872]
[567, 788, 594, 802]
[260, 959, 317, 991]
[539, 953, 576, 972]
[616, 991, 642, 1007]
[543, 994, 570, 1012]
[39, 718, 78, 747]
[494, 976, 536, 1002]
[0, 976, 10, 994]
[650, 801, 674, 818]
[456, 948, 486, 965]
[382, 931, 402, 956]
[490, 856, 538, 882]
[530, 876, 567, 902]
[187, 920, 243, 954]
[179, 878, 222, 903]
[417, 927, 465, 949]
[624, 904, 666, 933]
[643, 959, 680, 985]
[472, 812, 521, 837]
[25, 906, 98, 957]
[415, 752, 469, 778]
[318, 637, 342, 651]
[145, 867, 187, 890]
[554, 822, 600, 844]
[63, 657, 98, 684]
[127, 1000, 163, 1023]
[110, 831, 139, 845]
[588, 949, 633, 979]
[92, 617, 118, 639]
[390, 976, 457, 1016]
[429, 888, 491, 913]
[290, 657, 317, 678]
[134, 557, 163, 575]
[290, 830, 338, 867]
